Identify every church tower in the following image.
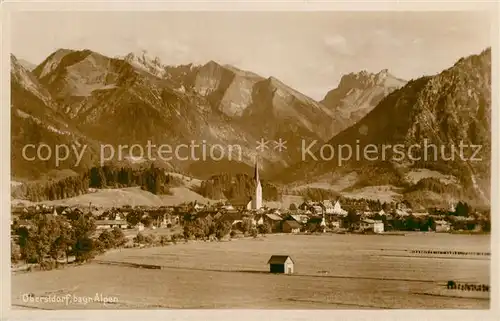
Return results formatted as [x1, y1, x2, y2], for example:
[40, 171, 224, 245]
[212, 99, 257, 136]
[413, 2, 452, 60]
[252, 157, 263, 210]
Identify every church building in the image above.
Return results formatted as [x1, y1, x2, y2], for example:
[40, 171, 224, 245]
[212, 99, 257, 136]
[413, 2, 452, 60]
[247, 158, 263, 210]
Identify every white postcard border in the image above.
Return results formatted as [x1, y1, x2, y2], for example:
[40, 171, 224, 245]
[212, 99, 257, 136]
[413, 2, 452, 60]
[1, 1, 498, 320]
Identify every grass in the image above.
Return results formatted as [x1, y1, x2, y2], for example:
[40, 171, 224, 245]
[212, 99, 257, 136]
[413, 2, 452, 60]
[11, 233, 490, 309]
[341, 185, 404, 203]
[25, 185, 213, 208]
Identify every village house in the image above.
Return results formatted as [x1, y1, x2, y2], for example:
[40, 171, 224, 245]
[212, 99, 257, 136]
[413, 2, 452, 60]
[320, 200, 335, 214]
[114, 212, 124, 221]
[263, 213, 283, 232]
[298, 201, 314, 211]
[13, 219, 32, 229]
[61, 207, 84, 219]
[95, 219, 128, 230]
[327, 216, 343, 229]
[161, 213, 175, 227]
[193, 202, 205, 211]
[245, 213, 263, 227]
[453, 216, 476, 222]
[288, 214, 309, 225]
[355, 219, 384, 233]
[219, 211, 245, 226]
[412, 211, 430, 218]
[311, 205, 324, 215]
[332, 200, 348, 216]
[174, 204, 191, 214]
[92, 209, 107, 219]
[254, 214, 265, 226]
[394, 208, 410, 217]
[394, 202, 411, 216]
[270, 208, 282, 215]
[282, 220, 301, 233]
[226, 197, 251, 211]
[434, 220, 451, 232]
[197, 211, 215, 221]
[221, 203, 235, 211]
[267, 255, 295, 274]
[11, 206, 28, 216]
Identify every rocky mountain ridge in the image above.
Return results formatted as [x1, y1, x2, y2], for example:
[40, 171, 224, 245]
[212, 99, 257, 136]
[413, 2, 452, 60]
[12, 48, 362, 179]
[321, 69, 407, 132]
[11, 47, 491, 207]
[280, 48, 491, 207]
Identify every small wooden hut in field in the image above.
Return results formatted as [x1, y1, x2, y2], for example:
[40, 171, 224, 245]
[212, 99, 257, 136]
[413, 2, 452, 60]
[267, 255, 294, 274]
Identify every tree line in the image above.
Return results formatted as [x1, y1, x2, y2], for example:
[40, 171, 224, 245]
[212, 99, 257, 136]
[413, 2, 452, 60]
[11, 213, 126, 269]
[404, 177, 462, 196]
[197, 173, 279, 201]
[88, 164, 181, 193]
[182, 216, 272, 240]
[295, 188, 340, 202]
[12, 164, 184, 202]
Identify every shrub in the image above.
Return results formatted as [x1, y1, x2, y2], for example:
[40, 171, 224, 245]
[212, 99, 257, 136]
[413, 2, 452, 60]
[74, 237, 98, 263]
[258, 223, 272, 234]
[133, 232, 146, 244]
[11, 243, 22, 264]
[111, 227, 126, 247]
[144, 234, 157, 245]
[98, 230, 115, 249]
[215, 221, 232, 239]
[39, 260, 56, 271]
[159, 235, 170, 246]
[93, 239, 106, 255]
[171, 233, 184, 244]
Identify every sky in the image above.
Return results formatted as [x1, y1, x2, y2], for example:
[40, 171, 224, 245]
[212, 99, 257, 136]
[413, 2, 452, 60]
[11, 11, 491, 100]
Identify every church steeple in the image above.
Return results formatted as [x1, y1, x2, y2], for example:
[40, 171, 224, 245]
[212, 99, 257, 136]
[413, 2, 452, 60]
[250, 156, 263, 210]
[254, 157, 260, 183]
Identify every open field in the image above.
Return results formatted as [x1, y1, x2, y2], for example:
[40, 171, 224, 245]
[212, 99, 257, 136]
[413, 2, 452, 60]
[12, 233, 490, 309]
[35, 187, 166, 208]
[14, 186, 214, 208]
[341, 185, 404, 203]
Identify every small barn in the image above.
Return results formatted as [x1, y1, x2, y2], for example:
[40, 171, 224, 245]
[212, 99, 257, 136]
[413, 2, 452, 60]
[267, 255, 294, 274]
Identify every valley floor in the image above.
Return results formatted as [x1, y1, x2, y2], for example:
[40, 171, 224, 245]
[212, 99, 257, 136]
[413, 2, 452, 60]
[11, 233, 490, 309]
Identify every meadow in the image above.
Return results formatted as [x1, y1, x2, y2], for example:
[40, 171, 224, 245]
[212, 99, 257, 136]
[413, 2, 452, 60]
[11, 233, 490, 309]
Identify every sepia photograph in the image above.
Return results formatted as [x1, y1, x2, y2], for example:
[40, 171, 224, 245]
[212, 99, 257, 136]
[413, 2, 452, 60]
[2, 1, 498, 317]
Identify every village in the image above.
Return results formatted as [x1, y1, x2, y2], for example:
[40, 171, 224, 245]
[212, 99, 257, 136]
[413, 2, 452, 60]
[10, 160, 491, 271]
[10, 195, 490, 239]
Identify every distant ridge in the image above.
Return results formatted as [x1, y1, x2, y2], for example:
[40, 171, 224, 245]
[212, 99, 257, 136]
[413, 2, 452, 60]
[279, 48, 491, 207]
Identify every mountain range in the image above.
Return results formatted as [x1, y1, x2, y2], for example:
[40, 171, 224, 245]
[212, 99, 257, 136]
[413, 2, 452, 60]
[280, 48, 491, 207]
[11, 49, 402, 176]
[10, 47, 491, 207]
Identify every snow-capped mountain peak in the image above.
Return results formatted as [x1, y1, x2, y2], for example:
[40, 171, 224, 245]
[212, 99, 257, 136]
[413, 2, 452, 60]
[122, 50, 166, 77]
